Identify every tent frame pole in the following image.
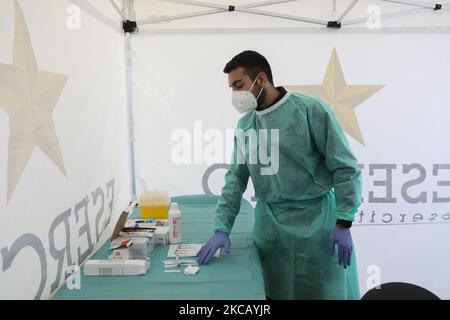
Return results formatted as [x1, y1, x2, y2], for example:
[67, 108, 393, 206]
[138, 0, 328, 26]
[165, 0, 297, 10]
[337, 0, 359, 22]
[139, 0, 300, 25]
[109, 0, 126, 19]
[122, 0, 137, 201]
[342, 6, 429, 26]
[138, 9, 224, 24]
[138, 0, 449, 26]
[68, 0, 120, 31]
[380, 0, 441, 9]
[236, 7, 327, 25]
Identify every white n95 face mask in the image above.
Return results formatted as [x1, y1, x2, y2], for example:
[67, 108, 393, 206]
[231, 75, 264, 114]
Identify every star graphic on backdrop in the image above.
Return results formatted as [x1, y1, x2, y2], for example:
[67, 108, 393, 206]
[285, 48, 384, 145]
[0, 0, 68, 203]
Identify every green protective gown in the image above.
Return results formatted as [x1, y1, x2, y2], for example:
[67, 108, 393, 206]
[215, 91, 362, 300]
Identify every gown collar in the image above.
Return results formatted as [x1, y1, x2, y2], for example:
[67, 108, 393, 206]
[256, 92, 291, 116]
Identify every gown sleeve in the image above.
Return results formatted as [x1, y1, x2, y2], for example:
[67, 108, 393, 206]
[307, 99, 362, 222]
[214, 128, 250, 233]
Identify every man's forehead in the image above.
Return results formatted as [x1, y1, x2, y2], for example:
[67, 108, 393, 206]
[229, 67, 248, 77]
[228, 67, 249, 86]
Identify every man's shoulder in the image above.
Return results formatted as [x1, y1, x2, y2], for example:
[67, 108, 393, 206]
[288, 91, 328, 108]
[288, 91, 333, 115]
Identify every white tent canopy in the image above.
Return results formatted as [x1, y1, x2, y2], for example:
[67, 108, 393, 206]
[80, 0, 450, 32]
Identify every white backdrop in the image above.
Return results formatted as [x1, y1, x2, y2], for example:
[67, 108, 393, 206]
[132, 31, 450, 298]
[0, 0, 130, 299]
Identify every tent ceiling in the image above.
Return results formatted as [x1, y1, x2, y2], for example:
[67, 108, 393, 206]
[82, 0, 450, 31]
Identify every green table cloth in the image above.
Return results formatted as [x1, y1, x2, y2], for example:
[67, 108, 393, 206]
[53, 194, 265, 300]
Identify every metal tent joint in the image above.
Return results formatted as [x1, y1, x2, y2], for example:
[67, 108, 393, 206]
[327, 20, 342, 29]
[123, 20, 139, 33]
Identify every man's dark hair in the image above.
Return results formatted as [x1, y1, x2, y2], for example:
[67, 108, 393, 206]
[223, 50, 274, 85]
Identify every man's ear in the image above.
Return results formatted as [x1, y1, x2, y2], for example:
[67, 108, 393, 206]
[259, 72, 269, 87]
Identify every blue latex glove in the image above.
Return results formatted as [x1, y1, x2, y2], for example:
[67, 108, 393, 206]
[329, 226, 353, 269]
[197, 231, 230, 265]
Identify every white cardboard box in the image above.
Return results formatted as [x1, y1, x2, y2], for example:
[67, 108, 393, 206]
[154, 227, 169, 245]
[130, 236, 155, 259]
[108, 247, 132, 260]
[84, 260, 149, 276]
[108, 236, 155, 260]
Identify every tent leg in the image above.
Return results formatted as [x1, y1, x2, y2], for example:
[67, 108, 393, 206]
[123, 0, 137, 201]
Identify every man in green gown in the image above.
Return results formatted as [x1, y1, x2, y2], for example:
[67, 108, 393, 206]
[197, 50, 362, 300]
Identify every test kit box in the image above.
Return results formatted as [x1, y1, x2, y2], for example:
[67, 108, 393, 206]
[108, 236, 155, 260]
[129, 236, 155, 259]
[154, 227, 169, 245]
[119, 215, 168, 246]
[84, 260, 149, 276]
[109, 211, 156, 260]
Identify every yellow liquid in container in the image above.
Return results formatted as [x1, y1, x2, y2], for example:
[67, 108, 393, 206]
[139, 190, 170, 220]
[140, 205, 169, 220]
